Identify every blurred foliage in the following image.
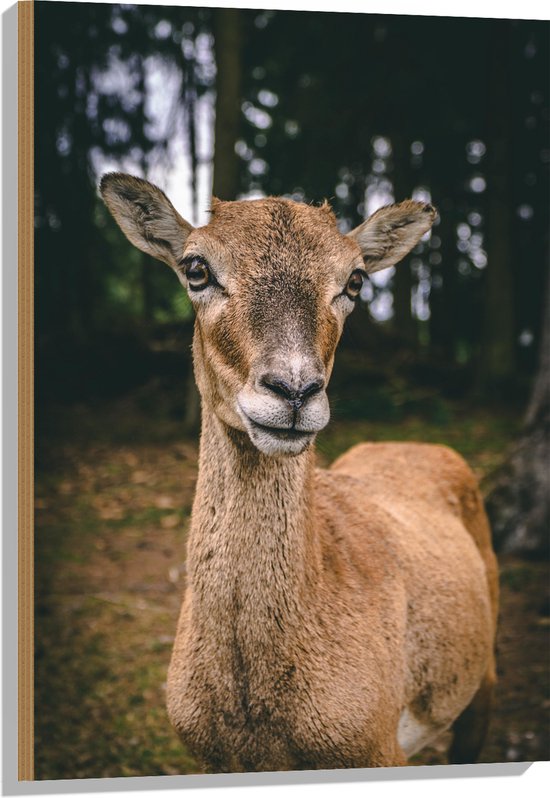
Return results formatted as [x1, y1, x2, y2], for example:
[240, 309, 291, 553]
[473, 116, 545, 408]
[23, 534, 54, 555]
[35, 1, 211, 346]
[35, 3, 549, 403]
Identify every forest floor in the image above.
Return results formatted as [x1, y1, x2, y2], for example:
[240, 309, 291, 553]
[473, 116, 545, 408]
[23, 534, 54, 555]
[34, 393, 549, 779]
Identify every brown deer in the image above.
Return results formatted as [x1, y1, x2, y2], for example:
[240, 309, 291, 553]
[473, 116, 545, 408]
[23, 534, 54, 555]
[100, 173, 498, 774]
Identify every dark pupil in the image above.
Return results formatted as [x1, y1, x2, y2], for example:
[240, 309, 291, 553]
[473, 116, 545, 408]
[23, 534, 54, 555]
[186, 260, 209, 287]
[347, 271, 364, 296]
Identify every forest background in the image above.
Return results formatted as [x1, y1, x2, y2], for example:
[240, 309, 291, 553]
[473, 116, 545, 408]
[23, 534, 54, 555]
[33, 0, 549, 779]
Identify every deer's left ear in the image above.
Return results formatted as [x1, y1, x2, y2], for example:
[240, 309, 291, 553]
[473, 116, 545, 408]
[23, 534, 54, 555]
[347, 200, 437, 274]
[100, 172, 193, 268]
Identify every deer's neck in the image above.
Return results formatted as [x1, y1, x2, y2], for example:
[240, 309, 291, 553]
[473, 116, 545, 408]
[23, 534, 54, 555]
[187, 407, 322, 652]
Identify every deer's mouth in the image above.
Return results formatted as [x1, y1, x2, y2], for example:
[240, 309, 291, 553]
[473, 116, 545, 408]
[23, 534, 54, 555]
[247, 418, 315, 441]
[235, 385, 330, 456]
[236, 405, 317, 456]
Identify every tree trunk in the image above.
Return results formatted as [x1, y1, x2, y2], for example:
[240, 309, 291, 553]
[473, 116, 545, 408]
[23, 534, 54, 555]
[342, 300, 375, 349]
[484, 265, 550, 558]
[212, 8, 242, 200]
[141, 252, 154, 325]
[183, 8, 243, 434]
[391, 136, 416, 345]
[432, 200, 458, 362]
[478, 21, 516, 395]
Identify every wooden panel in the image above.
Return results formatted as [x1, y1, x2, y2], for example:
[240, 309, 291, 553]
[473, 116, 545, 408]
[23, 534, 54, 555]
[18, 0, 34, 782]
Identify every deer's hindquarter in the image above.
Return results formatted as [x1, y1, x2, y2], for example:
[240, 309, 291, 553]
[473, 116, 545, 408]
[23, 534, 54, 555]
[329, 493, 492, 755]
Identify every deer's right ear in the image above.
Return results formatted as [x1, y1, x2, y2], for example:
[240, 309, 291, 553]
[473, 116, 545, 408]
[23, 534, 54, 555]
[99, 172, 193, 268]
[347, 200, 436, 274]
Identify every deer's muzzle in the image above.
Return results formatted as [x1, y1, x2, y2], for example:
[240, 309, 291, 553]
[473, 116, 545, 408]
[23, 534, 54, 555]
[236, 357, 330, 456]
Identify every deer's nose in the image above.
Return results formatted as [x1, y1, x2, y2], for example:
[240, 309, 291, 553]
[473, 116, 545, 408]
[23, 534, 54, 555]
[260, 374, 324, 410]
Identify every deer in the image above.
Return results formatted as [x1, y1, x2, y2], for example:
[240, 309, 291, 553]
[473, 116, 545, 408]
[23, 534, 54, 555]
[100, 172, 498, 774]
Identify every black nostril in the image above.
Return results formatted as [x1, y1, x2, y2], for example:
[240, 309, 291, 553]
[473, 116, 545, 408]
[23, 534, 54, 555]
[260, 375, 324, 408]
[260, 376, 295, 401]
[301, 379, 324, 401]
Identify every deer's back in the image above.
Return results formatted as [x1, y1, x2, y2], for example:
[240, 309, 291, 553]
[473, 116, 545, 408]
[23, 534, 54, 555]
[312, 441, 498, 752]
[325, 440, 497, 624]
[329, 441, 495, 568]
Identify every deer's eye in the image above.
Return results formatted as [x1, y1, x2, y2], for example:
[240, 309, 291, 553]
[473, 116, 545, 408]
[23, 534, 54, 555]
[185, 258, 211, 291]
[345, 269, 365, 300]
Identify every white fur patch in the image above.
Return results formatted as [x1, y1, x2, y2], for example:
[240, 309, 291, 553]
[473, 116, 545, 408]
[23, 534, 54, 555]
[397, 709, 439, 757]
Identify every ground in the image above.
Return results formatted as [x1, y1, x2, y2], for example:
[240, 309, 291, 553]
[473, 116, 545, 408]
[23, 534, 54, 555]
[34, 395, 549, 779]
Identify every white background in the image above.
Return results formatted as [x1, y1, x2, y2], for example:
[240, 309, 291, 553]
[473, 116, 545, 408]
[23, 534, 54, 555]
[1, 0, 548, 795]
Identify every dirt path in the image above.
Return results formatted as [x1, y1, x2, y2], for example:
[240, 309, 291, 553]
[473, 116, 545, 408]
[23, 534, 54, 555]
[35, 404, 549, 778]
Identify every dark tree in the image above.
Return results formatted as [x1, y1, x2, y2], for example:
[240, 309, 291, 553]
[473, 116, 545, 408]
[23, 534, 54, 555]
[34, 3, 212, 344]
[477, 22, 517, 394]
[485, 266, 550, 558]
[182, 8, 245, 433]
[212, 8, 243, 200]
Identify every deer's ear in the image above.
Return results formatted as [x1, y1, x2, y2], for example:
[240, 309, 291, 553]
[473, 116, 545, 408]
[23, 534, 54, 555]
[99, 172, 193, 268]
[347, 200, 437, 274]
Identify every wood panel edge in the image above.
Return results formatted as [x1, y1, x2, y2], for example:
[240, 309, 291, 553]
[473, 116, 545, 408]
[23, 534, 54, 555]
[18, 0, 35, 782]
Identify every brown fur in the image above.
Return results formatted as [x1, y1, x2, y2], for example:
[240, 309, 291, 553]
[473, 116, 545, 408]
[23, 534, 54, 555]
[100, 173, 498, 773]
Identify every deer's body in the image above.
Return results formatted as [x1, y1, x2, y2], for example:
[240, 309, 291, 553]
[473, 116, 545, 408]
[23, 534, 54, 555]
[101, 174, 498, 772]
[167, 423, 497, 772]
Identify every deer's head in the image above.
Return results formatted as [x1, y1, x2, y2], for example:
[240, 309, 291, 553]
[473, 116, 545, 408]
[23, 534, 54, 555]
[101, 174, 435, 456]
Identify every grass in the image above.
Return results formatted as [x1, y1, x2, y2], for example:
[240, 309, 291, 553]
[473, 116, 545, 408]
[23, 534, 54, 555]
[317, 406, 518, 483]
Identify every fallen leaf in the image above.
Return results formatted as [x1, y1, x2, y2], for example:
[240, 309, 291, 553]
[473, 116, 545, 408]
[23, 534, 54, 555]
[168, 566, 179, 584]
[154, 495, 176, 510]
[161, 514, 180, 529]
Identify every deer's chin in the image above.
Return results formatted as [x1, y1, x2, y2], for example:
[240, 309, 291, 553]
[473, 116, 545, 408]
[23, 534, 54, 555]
[244, 419, 316, 457]
[235, 403, 316, 456]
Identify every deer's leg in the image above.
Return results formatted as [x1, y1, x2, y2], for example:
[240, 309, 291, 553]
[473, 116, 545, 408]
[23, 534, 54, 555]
[448, 670, 495, 764]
